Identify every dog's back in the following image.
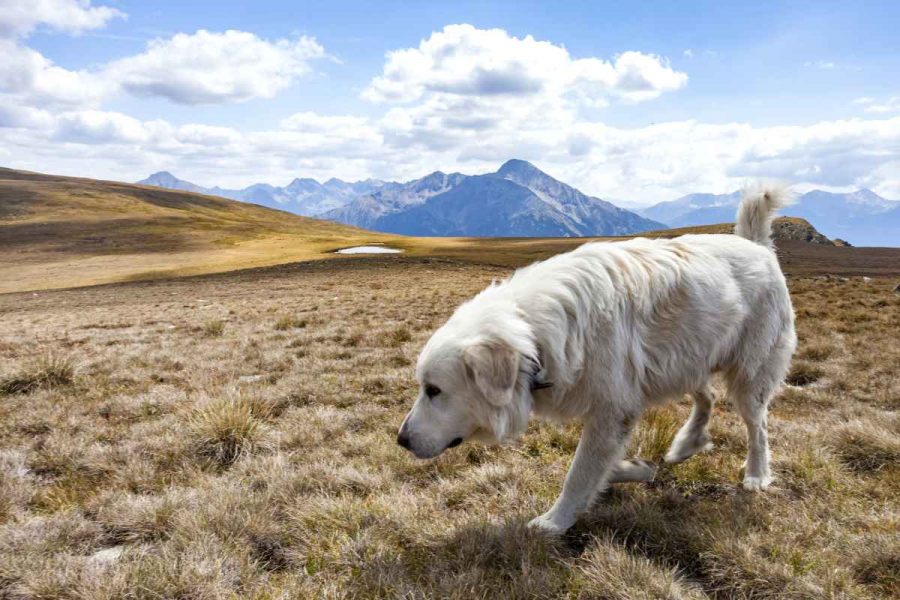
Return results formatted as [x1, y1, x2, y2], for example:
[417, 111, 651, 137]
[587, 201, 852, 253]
[504, 187, 796, 415]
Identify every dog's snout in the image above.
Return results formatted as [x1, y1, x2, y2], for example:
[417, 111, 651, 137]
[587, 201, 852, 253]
[397, 431, 411, 449]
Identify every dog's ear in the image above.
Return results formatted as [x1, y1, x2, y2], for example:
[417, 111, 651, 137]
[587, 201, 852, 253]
[463, 340, 519, 406]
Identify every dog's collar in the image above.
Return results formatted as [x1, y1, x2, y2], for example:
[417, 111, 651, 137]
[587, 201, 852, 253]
[526, 354, 553, 392]
[531, 376, 553, 391]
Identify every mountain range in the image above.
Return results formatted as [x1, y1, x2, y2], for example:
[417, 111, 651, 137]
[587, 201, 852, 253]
[138, 162, 899, 246]
[641, 188, 900, 247]
[138, 171, 387, 216]
[139, 160, 664, 238]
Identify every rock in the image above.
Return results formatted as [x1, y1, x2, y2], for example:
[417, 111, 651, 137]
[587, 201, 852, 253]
[893, 282, 900, 293]
[771, 218, 833, 245]
[89, 545, 124, 566]
[833, 238, 853, 247]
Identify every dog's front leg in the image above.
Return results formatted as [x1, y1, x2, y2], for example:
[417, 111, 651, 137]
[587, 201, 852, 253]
[529, 415, 630, 534]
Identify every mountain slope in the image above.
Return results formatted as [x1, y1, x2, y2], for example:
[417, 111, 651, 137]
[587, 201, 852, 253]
[496, 159, 663, 235]
[323, 171, 465, 230]
[326, 160, 664, 237]
[2, 168, 397, 292]
[641, 188, 900, 246]
[376, 175, 577, 236]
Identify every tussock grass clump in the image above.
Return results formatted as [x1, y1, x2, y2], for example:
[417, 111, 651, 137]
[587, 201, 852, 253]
[189, 395, 271, 468]
[380, 326, 412, 347]
[202, 319, 225, 337]
[629, 407, 680, 461]
[274, 316, 307, 330]
[0, 353, 75, 395]
[831, 421, 900, 474]
[797, 343, 834, 361]
[785, 361, 824, 387]
[91, 491, 181, 543]
[575, 536, 706, 599]
[852, 535, 900, 596]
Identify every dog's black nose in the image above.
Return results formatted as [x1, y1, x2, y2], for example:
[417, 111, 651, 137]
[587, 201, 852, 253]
[397, 432, 411, 449]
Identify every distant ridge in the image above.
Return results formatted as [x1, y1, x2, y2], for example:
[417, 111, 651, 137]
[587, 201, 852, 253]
[641, 188, 900, 247]
[137, 172, 387, 216]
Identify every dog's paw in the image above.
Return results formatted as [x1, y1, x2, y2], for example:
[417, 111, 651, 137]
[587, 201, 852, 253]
[609, 458, 658, 483]
[663, 441, 715, 465]
[742, 475, 773, 491]
[528, 514, 571, 536]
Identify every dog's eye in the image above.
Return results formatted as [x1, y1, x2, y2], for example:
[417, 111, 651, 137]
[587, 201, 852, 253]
[424, 384, 441, 398]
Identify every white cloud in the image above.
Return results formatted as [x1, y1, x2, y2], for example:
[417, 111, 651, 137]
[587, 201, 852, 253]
[53, 110, 153, 144]
[0, 40, 109, 107]
[856, 96, 900, 114]
[363, 24, 686, 104]
[106, 30, 326, 104]
[0, 28, 328, 111]
[6, 101, 900, 205]
[0, 0, 124, 39]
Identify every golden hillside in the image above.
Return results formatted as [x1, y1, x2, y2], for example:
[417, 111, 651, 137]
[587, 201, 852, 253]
[0, 167, 408, 293]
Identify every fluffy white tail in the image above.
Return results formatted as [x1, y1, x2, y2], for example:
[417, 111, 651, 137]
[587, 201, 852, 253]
[734, 185, 791, 248]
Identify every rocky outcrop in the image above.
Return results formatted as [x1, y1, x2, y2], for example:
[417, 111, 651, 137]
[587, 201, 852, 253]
[771, 218, 833, 245]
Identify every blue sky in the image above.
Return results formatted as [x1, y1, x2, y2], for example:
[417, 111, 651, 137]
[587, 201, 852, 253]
[2, 0, 899, 203]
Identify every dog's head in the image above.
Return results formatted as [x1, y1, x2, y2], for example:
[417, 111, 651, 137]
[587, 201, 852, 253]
[397, 296, 537, 459]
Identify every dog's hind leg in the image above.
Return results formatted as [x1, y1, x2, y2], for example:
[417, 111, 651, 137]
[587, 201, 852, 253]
[607, 458, 657, 483]
[729, 332, 794, 491]
[664, 384, 715, 464]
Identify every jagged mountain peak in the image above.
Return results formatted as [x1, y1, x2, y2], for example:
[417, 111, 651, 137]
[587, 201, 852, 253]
[285, 177, 323, 192]
[496, 158, 541, 176]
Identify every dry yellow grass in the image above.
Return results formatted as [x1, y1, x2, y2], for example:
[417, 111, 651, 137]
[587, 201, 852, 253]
[0, 256, 897, 599]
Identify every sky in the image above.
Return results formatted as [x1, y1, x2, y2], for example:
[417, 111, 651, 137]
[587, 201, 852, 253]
[1, 0, 899, 205]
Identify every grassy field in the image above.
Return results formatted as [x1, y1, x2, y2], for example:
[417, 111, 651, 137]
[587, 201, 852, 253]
[1, 252, 898, 599]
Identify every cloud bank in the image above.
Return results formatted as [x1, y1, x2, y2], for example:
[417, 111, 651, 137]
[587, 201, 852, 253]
[1, 9, 899, 203]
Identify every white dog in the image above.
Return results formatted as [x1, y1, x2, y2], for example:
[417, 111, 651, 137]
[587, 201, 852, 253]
[397, 187, 796, 534]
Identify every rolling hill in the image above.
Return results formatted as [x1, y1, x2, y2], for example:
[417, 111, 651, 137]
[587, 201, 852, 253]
[0, 167, 406, 293]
